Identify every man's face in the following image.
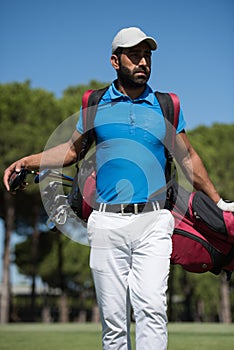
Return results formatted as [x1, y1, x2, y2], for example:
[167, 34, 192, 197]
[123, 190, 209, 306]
[117, 41, 152, 88]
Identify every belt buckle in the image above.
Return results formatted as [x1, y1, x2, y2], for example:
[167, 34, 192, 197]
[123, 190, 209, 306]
[120, 203, 139, 215]
[120, 204, 132, 216]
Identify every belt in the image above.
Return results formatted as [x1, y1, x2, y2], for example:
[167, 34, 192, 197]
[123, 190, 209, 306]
[97, 201, 164, 215]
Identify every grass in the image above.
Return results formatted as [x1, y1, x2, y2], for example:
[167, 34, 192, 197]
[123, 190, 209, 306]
[0, 323, 234, 350]
[168, 323, 234, 350]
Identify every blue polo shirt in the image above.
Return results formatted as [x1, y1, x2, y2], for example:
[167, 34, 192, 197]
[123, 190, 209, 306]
[77, 81, 186, 204]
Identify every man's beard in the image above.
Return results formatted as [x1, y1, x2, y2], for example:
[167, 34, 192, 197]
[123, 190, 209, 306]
[117, 63, 151, 88]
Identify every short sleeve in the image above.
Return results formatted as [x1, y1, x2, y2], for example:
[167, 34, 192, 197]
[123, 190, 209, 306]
[176, 107, 186, 134]
[76, 107, 84, 134]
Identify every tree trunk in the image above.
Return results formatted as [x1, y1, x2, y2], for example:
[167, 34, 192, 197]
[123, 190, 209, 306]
[181, 270, 194, 321]
[167, 264, 175, 322]
[91, 304, 100, 323]
[219, 271, 232, 323]
[59, 291, 69, 322]
[29, 201, 40, 322]
[42, 285, 51, 323]
[0, 192, 15, 323]
[57, 232, 69, 322]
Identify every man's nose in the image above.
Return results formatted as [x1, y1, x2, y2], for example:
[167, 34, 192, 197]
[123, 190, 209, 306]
[138, 56, 147, 66]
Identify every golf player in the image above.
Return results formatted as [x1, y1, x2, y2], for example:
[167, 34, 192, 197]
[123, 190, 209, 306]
[4, 27, 234, 349]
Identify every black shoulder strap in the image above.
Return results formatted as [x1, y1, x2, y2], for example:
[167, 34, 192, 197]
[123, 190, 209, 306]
[79, 86, 109, 160]
[155, 91, 180, 182]
[155, 91, 180, 154]
[83, 86, 109, 132]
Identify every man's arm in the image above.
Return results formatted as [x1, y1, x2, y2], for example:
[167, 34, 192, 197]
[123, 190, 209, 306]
[4, 130, 83, 191]
[174, 131, 220, 203]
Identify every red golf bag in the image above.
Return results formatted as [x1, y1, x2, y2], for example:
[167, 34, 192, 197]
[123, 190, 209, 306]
[169, 182, 234, 277]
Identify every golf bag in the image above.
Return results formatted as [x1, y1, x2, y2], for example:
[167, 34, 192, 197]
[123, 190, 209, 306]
[169, 182, 234, 276]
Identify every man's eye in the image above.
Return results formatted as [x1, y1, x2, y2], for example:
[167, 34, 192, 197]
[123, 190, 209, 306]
[130, 53, 139, 58]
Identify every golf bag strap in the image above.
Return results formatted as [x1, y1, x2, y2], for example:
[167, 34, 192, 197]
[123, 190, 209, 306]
[79, 86, 109, 160]
[168, 92, 180, 151]
[155, 91, 180, 184]
[82, 86, 109, 132]
[155, 91, 180, 155]
[81, 89, 95, 132]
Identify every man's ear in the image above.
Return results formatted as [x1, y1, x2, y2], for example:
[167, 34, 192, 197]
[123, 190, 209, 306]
[110, 54, 120, 70]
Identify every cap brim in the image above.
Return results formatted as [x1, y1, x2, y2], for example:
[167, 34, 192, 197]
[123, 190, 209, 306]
[114, 37, 157, 52]
[144, 37, 157, 50]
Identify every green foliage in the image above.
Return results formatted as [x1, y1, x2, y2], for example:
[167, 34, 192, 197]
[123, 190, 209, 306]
[37, 233, 92, 291]
[0, 81, 63, 174]
[188, 124, 234, 199]
[14, 230, 92, 292]
[169, 265, 220, 322]
[14, 231, 55, 276]
[58, 79, 109, 121]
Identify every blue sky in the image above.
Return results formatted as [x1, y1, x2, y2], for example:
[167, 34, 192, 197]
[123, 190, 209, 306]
[1, 0, 233, 130]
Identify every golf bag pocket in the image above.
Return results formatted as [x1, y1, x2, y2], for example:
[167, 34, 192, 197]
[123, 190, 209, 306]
[189, 191, 234, 243]
[68, 158, 96, 222]
[171, 215, 234, 275]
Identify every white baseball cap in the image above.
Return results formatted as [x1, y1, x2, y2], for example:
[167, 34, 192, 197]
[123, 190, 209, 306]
[112, 27, 158, 53]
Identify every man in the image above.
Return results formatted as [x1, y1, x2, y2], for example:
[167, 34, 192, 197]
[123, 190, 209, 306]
[4, 27, 234, 349]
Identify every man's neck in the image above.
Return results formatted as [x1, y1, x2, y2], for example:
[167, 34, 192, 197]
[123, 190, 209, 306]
[116, 80, 146, 100]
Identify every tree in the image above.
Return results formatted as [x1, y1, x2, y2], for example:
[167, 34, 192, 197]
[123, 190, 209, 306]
[14, 231, 93, 322]
[188, 124, 234, 198]
[219, 271, 232, 323]
[59, 80, 109, 118]
[168, 124, 234, 323]
[188, 124, 234, 323]
[0, 81, 63, 322]
[0, 80, 104, 323]
[0, 192, 15, 323]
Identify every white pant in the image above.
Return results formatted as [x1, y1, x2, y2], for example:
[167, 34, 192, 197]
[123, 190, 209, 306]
[87, 209, 174, 350]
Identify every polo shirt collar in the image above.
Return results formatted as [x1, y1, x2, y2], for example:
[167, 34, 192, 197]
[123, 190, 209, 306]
[108, 80, 155, 105]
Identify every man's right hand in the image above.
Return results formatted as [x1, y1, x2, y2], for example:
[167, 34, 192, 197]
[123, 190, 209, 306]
[3, 159, 27, 191]
[3, 130, 83, 191]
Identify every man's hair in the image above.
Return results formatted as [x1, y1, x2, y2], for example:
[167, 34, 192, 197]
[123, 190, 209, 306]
[112, 47, 123, 58]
